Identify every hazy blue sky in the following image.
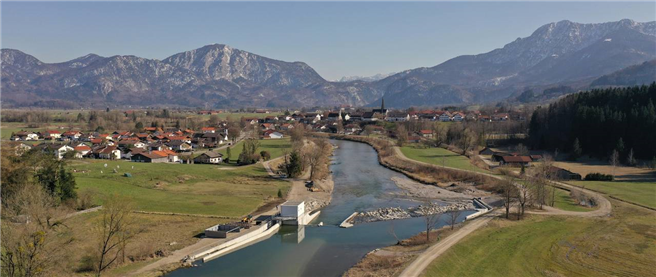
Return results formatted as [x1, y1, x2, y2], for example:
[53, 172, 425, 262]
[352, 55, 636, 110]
[2, 2, 654, 80]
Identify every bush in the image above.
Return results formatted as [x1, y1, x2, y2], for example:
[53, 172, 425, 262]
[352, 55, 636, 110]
[584, 173, 614, 181]
[260, 151, 271, 161]
[77, 252, 99, 272]
[76, 189, 97, 210]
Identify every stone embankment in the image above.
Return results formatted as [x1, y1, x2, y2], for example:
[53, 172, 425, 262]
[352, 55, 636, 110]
[353, 202, 475, 224]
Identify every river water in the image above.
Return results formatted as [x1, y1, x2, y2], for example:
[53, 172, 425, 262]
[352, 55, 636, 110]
[168, 139, 473, 277]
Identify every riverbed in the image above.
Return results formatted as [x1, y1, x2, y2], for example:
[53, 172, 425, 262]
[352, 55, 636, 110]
[167, 139, 474, 277]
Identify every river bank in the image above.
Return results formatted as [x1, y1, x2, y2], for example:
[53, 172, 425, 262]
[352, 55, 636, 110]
[328, 135, 501, 191]
[165, 139, 467, 277]
[343, 223, 464, 277]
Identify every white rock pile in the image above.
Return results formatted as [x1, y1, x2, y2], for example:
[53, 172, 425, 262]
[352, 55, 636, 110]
[353, 202, 475, 224]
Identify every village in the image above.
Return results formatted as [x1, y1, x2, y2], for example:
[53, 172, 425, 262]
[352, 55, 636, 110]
[7, 102, 528, 167]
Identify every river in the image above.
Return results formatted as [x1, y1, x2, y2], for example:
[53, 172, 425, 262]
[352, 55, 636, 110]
[167, 139, 473, 277]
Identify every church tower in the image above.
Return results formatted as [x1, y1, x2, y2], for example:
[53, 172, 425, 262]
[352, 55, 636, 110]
[381, 98, 385, 111]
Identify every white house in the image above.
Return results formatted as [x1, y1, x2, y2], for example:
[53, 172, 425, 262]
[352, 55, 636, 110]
[98, 146, 121, 160]
[37, 143, 74, 160]
[452, 112, 465, 122]
[386, 112, 410, 122]
[74, 145, 92, 158]
[43, 130, 62, 139]
[193, 152, 223, 164]
[264, 131, 284, 139]
[439, 112, 452, 122]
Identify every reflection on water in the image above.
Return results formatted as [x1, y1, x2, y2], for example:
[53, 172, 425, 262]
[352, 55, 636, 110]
[167, 140, 473, 277]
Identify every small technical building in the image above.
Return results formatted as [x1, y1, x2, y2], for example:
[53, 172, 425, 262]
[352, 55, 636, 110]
[279, 200, 306, 226]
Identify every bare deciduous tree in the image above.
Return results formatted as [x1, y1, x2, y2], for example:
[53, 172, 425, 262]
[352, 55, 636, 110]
[396, 124, 408, 147]
[626, 148, 636, 166]
[432, 123, 447, 146]
[517, 181, 532, 219]
[610, 149, 620, 180]
[96, 195, 135, 276]
[515, 143, 529, 156]
[447, 209, 463, 230]
[501, 177, 518, 219]
[1, 184, 65, 277]
[388, 221, 401, 245]
[420, 201, 443, 243]
[364, 125, 375, 137]
[533, 154, 554, 209]
[307, 138, 331, 181]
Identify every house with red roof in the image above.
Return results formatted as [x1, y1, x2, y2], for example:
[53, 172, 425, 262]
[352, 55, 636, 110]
[73, 145, 92, 158]
[419, 130, 433, 138]
[201, 127, 216, 133]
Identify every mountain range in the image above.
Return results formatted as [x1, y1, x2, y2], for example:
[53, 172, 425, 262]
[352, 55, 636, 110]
[2, 19, 655, 109]
[337, 72, 396, 82]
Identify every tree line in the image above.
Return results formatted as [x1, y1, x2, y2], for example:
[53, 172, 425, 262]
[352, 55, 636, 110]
[528, 83, 656, 161]
[1, 146, 138, 276]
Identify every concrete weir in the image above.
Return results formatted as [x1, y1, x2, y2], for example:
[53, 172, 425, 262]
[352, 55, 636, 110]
[190, 223, 281, 262]
[465, 198, 493, 220]
[202, 223, 281, 262]
[339, 212, 359, 228]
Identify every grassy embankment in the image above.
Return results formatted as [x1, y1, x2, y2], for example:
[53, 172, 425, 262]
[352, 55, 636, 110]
[425, 200, 655, 277]
[400, 144, 490, 173]
[401, 144, 593, 211]
[215, 138, 291, 166]
[568, 180, 655, 209]
[71, 159, 289, 217]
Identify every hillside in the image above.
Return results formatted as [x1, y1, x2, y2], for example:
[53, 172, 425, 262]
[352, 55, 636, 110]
[591, 59, 656, 87]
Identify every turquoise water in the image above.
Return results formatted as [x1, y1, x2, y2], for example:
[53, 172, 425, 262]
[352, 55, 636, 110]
[167, 139, 472, 277]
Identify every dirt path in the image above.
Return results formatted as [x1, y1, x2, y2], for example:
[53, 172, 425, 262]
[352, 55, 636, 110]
[264, 154, 334, 212]
[391, 146, 613, 277]
[132, 203, 280, 276]
[399, 211, 499, 277]
[393, 147, 611, 217]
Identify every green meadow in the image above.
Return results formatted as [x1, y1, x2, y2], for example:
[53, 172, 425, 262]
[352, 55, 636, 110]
[400, 144, 489, 173]
[218, 137, 291, 163]
[426, 201, 656, 277]
[568, 180, 656, 209]
[71, 159, 289, 217]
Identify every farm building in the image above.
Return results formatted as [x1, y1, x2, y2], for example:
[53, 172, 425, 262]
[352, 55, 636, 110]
[500, 155, 532, 166]
[194, 152, 223, 164]
[130, 152, 168, 163]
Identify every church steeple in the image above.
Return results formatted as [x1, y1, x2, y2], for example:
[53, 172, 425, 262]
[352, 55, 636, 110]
[381, 98, 385, 111]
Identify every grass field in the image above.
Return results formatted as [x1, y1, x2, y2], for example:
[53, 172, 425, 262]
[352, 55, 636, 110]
[425, 200, 656, 277]
[568, 180, 656, 209]
[217, 138, 291, 163]
[71, 160, 289, 217]
[190, 112, 283, 121]
[52, 211, 224, 276]
[400, 145, 489, 173]
[553, 188, 594, 212]
[0, 121, 90, 139]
